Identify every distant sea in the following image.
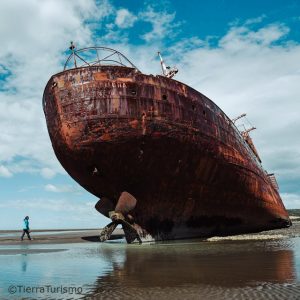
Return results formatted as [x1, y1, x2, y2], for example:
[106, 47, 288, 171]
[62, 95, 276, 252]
[288, 209, 300, 218]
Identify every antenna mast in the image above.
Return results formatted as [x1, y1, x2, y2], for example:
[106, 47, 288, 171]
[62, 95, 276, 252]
[158, 51, 178, 78]
[69, 41, 77, 68]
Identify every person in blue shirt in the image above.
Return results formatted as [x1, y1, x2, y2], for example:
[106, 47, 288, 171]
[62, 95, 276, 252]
[21, 216, 32, 241]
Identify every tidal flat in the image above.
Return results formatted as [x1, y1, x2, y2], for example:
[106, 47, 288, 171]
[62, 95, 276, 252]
[0, 221, 300, 299]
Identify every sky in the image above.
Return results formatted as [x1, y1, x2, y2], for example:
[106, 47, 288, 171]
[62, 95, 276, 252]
[0, 0, 300, 230]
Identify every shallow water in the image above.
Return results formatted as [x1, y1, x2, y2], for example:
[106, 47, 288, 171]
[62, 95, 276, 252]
[0, 230, 86, 238]
[0, 235, 300, 299]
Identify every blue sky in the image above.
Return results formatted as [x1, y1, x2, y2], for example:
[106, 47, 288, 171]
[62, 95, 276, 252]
[0, 0, 300, 230]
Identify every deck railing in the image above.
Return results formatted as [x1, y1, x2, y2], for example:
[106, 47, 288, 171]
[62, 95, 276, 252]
[64, 43, 140, 71]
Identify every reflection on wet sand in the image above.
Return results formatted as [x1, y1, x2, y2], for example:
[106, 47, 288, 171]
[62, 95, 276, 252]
[86, 241, 296, 299]
[21, 254, 27, 273]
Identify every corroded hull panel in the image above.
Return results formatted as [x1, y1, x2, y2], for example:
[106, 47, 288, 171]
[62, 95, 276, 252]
[43, 66, 290, 240]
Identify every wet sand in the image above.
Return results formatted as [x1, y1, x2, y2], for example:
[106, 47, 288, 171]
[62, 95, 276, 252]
[207, 219, 300, 241]
[0, 228, 124, 245]
[1, 216, 300, 246]
[1, 219, 300, 299]
[0, 248, 68, 255]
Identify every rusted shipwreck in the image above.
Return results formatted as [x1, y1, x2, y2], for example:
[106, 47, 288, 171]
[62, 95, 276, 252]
[43, 45, 291, 243]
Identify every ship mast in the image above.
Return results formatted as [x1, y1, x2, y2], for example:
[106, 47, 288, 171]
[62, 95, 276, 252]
[241, 126, 256, 137]
[69, 41, 77, 68]
[233, 113, 262, 163]
[232, 113, 246, 123]
[158, 52, 178, 78]
[241, 127, 262, 163]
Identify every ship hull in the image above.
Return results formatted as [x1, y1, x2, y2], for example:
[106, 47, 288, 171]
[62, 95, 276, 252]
[43, 66, 290, 241]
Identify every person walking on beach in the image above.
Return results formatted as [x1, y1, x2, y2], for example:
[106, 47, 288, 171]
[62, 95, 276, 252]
[21, 216, 32, 241]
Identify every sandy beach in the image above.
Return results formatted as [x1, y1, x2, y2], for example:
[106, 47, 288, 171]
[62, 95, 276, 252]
[1, 216, 299, 246]
[1, 218, 300, 299]
[0, 228, 124, 245]
[1, 210, 299, 247]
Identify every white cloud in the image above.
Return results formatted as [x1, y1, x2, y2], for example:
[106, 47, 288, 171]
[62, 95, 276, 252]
[139, 6, 179, 42]
[115, 8, 137, 28]
[244, 15, 266, 25]
[44, 184, 82, 194]
[98, 5, 180, 44]
[40, 167, 56, 179]
[0, 0, 112, 177]
[0, 165, 13, 178]
[44, 184, 60, 193]
[0, 64, 9, 74]
[219, 23, 289, 49]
